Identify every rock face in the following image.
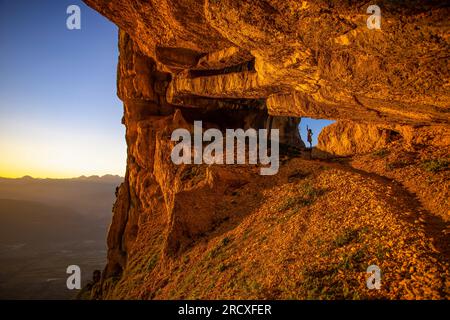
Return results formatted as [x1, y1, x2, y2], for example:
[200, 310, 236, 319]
[317, 121, 398, 156]
[103, 30, 304, 278]
[318, 121, 450, 156]
[85, 0, 449, 125]
[81, 0, 450, 298]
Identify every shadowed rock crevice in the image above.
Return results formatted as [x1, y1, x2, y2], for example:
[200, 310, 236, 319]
[189, 58, 256, 78]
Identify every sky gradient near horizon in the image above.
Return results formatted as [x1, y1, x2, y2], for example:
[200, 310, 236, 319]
[0, 0, 126, 178]
[0, 0, 333, 179]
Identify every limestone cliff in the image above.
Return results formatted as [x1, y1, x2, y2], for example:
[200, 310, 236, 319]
[317, 121, 450, 156]
[81, 0, 450, 299]
[85, 0, 449, 125]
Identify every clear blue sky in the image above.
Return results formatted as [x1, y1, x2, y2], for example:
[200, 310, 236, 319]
[0, 0, 126, 178]
[299, 118, 335, 146]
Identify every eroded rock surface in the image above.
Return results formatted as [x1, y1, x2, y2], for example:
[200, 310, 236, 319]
[317, 121, 450, 156]
[81, 0, 450, 299]
[103, 31, 304, 279]
[85, 0, 449, 124]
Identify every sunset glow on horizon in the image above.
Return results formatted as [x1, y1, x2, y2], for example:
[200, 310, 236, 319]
[0, 118, 126, 179]
[0, 0, 126, 179]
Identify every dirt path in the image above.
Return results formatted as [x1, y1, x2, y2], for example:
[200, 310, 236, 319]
[316, 158, 450, 264]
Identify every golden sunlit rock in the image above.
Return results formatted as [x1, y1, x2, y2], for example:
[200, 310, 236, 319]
[81, 0, 449, 300]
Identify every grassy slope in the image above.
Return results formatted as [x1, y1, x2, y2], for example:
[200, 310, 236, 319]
[101, 150, 449, 300]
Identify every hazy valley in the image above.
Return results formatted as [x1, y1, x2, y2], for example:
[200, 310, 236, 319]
[0, 176, 122, 299]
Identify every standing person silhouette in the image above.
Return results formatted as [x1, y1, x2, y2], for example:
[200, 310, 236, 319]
[306, 125, 313, 149]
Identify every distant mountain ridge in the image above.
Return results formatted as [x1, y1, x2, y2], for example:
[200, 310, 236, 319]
[75, 174, 124, 183]
[1, 174, 124, 184]
[0, 175, 123, 218]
